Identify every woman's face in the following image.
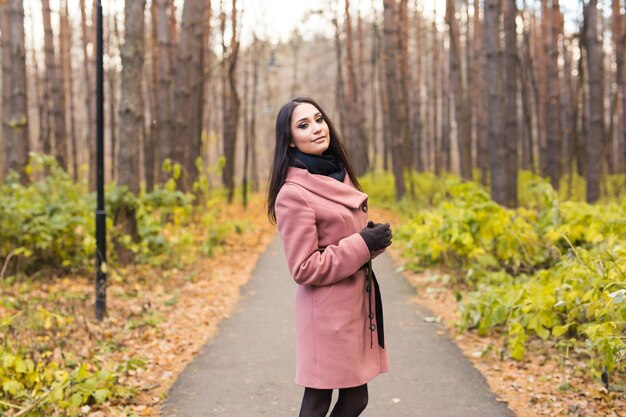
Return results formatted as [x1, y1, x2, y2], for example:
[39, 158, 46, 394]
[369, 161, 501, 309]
[289, 103, 330, 156]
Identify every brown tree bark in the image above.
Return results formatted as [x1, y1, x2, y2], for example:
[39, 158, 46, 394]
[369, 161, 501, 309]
[1, 3, 11, 178]
[378, 24, 390, 172]
[155, 0, 174, 181]
[441, 46, 450, 172]
[411, 0, 423, 171]
[474, 0, 488, 184]
[382, 0, 411, 200]
[610, 0, 625, 173]
[118, 0, 146, 195]
[242, 38, 259, 207]
[534, 0, 550, 177]
[144, 1, 158, 191]
[544, 0, 562, 189]
[220, 0, 239, 202]
[60, 0, 78, 180]
[343, 0, 369, 175]
[80, 0, 96, 189]
[4, 0, 29, 180]
[561, 33, 574, 178]
[431, 8, 441, 174]
[43, 0, 68, 170]
[356, 5, 369, 170]
[27, 1, 43, 162]
[107, 11, 120, 183]
[519, 10, 536, 172]
[484, 0, 508, 205]
[41, 0, 54, 160]
[446, 0, 471, 180]
[503, 0, 519, 206]
[584, 0, 604, 202]
[618, 3, 626, 173]
[174, 0, 209, 191]
[331, 12, 346, 147]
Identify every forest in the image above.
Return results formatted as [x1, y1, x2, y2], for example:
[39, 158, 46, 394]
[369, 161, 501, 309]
[1, 0, 626, 416]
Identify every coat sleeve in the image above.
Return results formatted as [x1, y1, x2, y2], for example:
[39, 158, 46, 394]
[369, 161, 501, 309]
[275, 184, 371, 286]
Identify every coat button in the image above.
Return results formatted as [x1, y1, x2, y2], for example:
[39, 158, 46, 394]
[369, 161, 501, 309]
[365, 285, 371, 293]
[369, 313, 374, 319]
[361, 205, 368, 212]
[370, 324, 376, 331]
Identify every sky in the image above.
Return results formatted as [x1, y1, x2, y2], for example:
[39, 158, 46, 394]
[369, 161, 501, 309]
[24, 0, 599, 51]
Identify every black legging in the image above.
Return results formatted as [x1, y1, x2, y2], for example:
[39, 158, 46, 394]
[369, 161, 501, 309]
[299, 384, 369, 417]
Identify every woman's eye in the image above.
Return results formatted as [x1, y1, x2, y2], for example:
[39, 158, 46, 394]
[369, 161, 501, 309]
[316, 117, 323, 123]
[298, 123, 308, 129]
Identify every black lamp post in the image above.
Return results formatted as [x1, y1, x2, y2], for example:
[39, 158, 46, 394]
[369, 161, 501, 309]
[95, 0, 107, 321]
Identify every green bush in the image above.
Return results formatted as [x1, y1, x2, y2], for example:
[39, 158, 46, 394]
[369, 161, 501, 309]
[0, 155, 94, 273]
[388, 169, 626, 377]
[0, 153, 236, 276]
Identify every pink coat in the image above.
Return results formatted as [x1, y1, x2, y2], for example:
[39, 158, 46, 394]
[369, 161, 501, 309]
[275, 167, 389, 389]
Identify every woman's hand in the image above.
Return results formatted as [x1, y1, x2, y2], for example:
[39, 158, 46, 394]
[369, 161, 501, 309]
[359, 221, 392, 251]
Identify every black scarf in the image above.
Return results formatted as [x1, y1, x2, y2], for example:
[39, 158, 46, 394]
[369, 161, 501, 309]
[289, 148, 346, 182]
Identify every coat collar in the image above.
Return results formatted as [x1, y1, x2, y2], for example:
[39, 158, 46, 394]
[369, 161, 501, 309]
[285, 167, 367, 209]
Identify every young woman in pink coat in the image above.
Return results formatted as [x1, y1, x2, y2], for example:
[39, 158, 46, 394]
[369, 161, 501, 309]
[267, 97, 392, 417]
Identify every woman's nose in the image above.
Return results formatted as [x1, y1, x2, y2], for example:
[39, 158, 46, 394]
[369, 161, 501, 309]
[312, 124, 322, 134]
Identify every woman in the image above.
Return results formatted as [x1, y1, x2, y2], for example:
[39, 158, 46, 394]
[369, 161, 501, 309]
[267, 97, 392, 417]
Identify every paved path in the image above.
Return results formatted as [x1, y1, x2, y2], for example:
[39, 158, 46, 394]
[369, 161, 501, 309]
[163, 235, 515, 416]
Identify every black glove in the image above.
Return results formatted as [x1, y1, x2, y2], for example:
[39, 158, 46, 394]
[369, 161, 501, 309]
[359, 222, 392, 251]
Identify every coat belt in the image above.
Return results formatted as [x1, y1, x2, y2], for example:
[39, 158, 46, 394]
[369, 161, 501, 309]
[364, 260, 385, 349]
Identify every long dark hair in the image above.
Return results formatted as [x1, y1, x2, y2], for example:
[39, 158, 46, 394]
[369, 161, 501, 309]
[266, 96, 362, 224]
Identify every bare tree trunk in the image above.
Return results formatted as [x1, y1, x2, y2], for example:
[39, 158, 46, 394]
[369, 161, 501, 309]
[44, 0, 68, 170]
[41, 0, 54, 160]
[174, 0, 209, 190]
[143, 1, 157, 191]
[611, 0, 625, 173]
[4, 0, 29, 180]
[534, 0, 550, 177]
[528, 12, 542, 173]
[575, 36, 587, 179]
[356, 5, 369, 171]
[378, 28, 390, 172]
[584, 0, 604, 202]
[155, 0, 174, 182]
[474, 0, 488, 184]
[80, 0, 96, 189]
[108, 12, 120, 183]
[619, 6, 626, 173]
[116, 0, 146, 263]
[561, 32, 574, 178]
[503, 0, 519, 206]
[1, 4, 11, 178]
[331, 12, 346, 146]
[249, 35, 260, 192]
[119, 0, 146, 195]
[519, 11, 536, 172]
[441, 50, 450, 172]
[343, 0, 369, 175]
[242, 44, 250, 208]
[60, 0, 78, 180]
[544, 0, 562, 189]
[220, 0, 239, 202]
[484, 0, 507, 205]
[382, 0, 410, 200]
[27, 2, 42, 159]
[411, 0, 423, 171]
[464, 0, 474, 176]
[432, 10, 441, 175]
[446, 0, 471, 180]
